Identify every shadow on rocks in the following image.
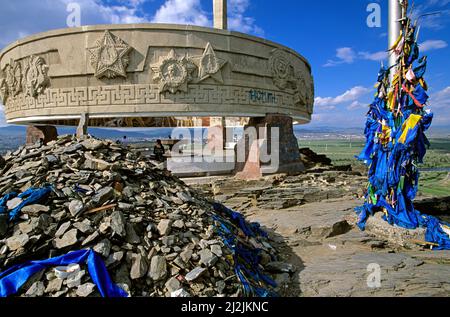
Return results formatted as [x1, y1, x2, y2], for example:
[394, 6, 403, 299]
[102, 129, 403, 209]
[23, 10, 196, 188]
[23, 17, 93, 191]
[261, 226, 305, 297]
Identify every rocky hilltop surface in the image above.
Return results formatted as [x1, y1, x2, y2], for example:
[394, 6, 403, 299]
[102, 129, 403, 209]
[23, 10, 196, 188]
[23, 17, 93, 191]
[187, 163, 450, 297]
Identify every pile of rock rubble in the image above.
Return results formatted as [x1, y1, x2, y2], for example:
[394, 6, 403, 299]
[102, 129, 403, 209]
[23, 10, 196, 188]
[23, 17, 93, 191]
[0, 135, 278, 297]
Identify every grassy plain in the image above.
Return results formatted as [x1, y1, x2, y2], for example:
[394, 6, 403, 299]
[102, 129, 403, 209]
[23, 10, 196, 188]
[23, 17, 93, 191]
[299, 138, 450, 198]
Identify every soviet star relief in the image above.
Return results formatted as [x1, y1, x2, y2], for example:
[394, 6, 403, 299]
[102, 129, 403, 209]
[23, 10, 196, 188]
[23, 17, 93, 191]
[192, 43, 227, 84]
[87, 30, 132, 79]
[151, 49, 196, 94]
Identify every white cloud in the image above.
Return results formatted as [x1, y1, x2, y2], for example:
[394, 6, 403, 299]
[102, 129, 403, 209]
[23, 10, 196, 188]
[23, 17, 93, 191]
[315, 86, 372, 109]
[430, 86, 450, 110]
[228, 0, 264, 36]
[151, 0, 263, 36]
[347, 100, 368, 110]
[0, 0, 150, 48]
[358, 51, 388, 62]
[428, 86, 450, 127]
[413, 0, 450, 30]
[151, 0, 210, 26]
[419, 40, 448, 52]
[324, 47, 356, 67]
[324, 47, 387, 67]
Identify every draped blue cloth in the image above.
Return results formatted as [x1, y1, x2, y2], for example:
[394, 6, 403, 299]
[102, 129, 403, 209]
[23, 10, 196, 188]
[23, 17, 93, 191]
[355, 53, 450, 249]
[0, 187, 53, 221]
[212, 203, 276, 297]
[0, 249, 128, 297]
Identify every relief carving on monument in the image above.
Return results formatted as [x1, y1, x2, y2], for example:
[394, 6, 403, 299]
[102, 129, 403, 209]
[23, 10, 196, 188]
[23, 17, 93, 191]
[0, 59, 23, 103]
[151, 49, 196, 94]
[23, 56, 50, 98]
[270, 49, 297, 90]
[191, 43, 227, 84]
[270, 49, 314, 112]
[0, 78, 7, 104]
[87, 30, 132, 79]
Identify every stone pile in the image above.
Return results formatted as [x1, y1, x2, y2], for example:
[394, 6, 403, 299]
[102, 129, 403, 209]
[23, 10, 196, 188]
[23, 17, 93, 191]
[299, 148, 332, 169]
[191, 170, 367, 212]
[0, 135, 278, 297]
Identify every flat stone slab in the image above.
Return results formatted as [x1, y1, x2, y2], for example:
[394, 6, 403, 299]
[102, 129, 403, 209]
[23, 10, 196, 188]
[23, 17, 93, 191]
[347, 212, 426, 249]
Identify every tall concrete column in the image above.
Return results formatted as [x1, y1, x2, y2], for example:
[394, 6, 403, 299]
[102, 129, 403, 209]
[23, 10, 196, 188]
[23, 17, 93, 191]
[389, 0, 402, 82]
[213, 0, 227, 30]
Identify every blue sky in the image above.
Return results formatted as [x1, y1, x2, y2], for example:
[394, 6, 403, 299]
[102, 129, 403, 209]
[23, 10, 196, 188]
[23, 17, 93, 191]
[0, 0, 449, 129]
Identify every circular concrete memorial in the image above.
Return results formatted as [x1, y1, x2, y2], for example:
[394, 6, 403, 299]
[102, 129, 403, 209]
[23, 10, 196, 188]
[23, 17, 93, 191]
[0, 24, 314, 128]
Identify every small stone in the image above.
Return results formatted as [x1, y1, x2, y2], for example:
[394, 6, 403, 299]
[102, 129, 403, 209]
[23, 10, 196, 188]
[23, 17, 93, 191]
[111, 210, 126, 237]
[210, 245, 223, 257]
[169, 254, 183, 267]
[125, 223, 141, 244]
[161, 235, 176, 247]
[185, 267, 207, 282]
[76, 283, 96, 297]
[84, 153, 112, 171]
[92, 187, 114, 207]
[25, 281, 45, 297]
[172, 219, 185, 229]
[7, 197, 22, 210]
[45, 278, 63, 293]
[265, 262, 296, 273]
[130, 253, 148, 279]
[81, 139, 104, 151]
[118, 202, 133, 211]
[66, 270, 85, 288]
[55, 221, 71, 238]
[6, 233, 29, 251]
[21, 204, 50, 216]
[149, 255, 167, 281]
[165, 277, 181, 293]
[274, 273, 291, 286]
[0, 245, 8, 255]
[64, 144, 83, 154]
[73, 221, 93, 234]
[177, 192, 193, 203]
[216, 280, 226, 294]
[157, 219, 172, 236]
[69, 200, 85, 217]
[171, 288, 191, 297]
[199, 249, 218, 267]
[53, 289, 69, 298]
[82, 231, 100, 246]
[93, 239, 111, 258]
[53, 229, 78, 249]
[45, 155, 58, 163]
[105, 251, 124, 267]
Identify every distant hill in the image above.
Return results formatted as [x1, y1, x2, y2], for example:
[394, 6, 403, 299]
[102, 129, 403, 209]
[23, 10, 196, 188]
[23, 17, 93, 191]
[0, 126, 175, 140]
[0, 124, 447, 141]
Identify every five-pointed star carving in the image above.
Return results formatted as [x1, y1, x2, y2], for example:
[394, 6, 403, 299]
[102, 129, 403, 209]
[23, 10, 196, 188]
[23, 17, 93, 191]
[87, 30, 132, 79]
[192, 43, 227, 84]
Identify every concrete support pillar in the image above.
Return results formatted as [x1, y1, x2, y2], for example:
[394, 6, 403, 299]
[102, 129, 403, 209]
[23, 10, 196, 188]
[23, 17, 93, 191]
[234, 117, 264, 180]
[26, 125, 58, 145]
[76, 113, 89, 139]
[234, 114, 304, 180]
[206, 117, 226, 151]
[213, 0, 228, 30]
